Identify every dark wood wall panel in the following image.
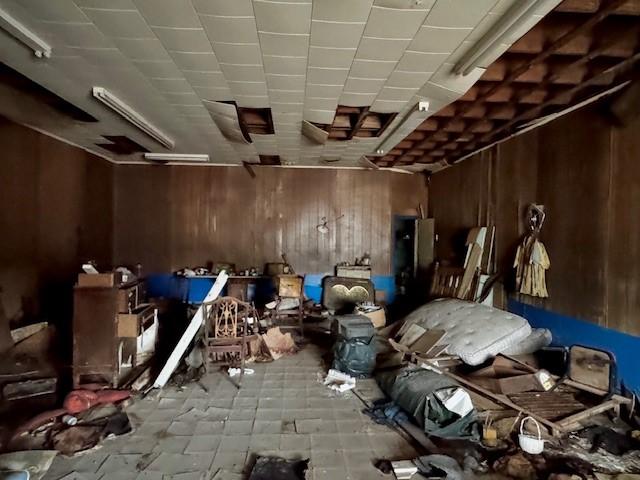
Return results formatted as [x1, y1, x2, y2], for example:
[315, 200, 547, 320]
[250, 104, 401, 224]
[428, 103, 640, 335]
[0, 118, 113, 339]
[114, 167, 427, 277]
[537, 110, 611, 323]
[608, 113, 640, 335]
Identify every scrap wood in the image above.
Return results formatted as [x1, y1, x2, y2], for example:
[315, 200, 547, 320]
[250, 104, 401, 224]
[153, 271, 228, 388]
[11, 322, 49, 344]
[261, 327, 296, 359]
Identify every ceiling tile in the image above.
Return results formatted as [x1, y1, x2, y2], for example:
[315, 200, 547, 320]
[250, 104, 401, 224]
[373, 0, 436, 7]
[339, 92, 377, 107]
[386, 70, 431, 88]
[424, 0, 496, 28]
[313, 0, 373, 22]
[263, 56, 307, 76]
[259, 32, 309, 56]
[192, 85, 233, 99]
[21, 0, 87, 22]
[266, 75, 306, 90]
[133, 60, 184, 78]
[344, 77, 386, 94]
[228, 81, 269, 96]
[307, 67, 349, 85]
[253, 1, 311, 34]
[409, 26, 471, 53]
[308, 47, 357, 69]
[183, 70, 227, 85]
[75, 0, 137, 7]
[81, 9, 154, 39]
[363, 6, 428, 39]
[356, 37, 410, 61]
[272, 102, 304, 113]
[396, 51, 448, 72]
[41, 23, 112, 49]
[310, 21, 366, 49]
[349, 59, 396, 79]
[304, 109, 336, 124]
[219, 64, 265, 81]
[429, 62, 485, 93]
[370, 98, 406, 112]
[235, 95, 270, 108]
[192, 0, 254, 16]
[153, 28, 213, 53]
[114, 38, 172, 61]
[305, 97, 338, 111]
[164, 92, 202, 105]
[270, 90, 305, 103]
[212, 43, 263, 65]
[134, 0, 201, 28]
[171, 52, 220, 71]
[150, 77, 193, 93]
[305, 83, 344, 98]
[376, 86, 416, 102]
[199, 16, 260, 44]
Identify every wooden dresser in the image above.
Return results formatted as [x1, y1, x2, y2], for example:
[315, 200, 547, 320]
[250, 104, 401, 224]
[73, 279, 154, 387]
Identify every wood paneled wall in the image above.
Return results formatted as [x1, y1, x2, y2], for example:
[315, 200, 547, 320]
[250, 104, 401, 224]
[114, 167, 427, 277]
[0, 118, 113, 341]
[429, 103, 640, 335]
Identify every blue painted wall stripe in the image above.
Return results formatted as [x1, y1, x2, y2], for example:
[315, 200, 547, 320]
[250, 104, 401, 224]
[508, 298, 640, 394]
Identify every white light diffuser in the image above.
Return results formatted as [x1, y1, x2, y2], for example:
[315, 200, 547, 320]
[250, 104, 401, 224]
[454, 1, 551, 76]
[144, 153, 209, 162]
[92, 87, 174, 149]
[374, 101, 430, 155]
[0, 7, 51, 58]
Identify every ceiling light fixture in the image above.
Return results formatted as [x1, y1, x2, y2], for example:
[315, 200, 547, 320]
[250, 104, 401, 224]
[92, 87, 174, 149]
[144, 153, 209, 162]
[454, 1, 545, 76]
[0, 7, 51, 58]
[374, 101, 430, 155]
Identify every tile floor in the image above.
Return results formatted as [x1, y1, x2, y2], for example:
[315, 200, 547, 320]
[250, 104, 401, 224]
[44, 343, 417, 480]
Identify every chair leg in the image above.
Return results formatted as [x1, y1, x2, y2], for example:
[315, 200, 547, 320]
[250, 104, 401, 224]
[298, 302, 304, 336]
[239, 342, 245, 384]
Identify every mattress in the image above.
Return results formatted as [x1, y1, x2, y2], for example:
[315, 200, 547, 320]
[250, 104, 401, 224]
[400, 299, 532, 365]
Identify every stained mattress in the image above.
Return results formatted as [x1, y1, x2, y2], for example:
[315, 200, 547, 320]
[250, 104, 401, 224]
[401, 299, 532, 365]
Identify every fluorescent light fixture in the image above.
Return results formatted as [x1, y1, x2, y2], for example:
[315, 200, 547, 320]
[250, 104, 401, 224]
[374, 101, 430, 155]
[0, 7, 51, 58]
[454, 1, 545, 76]
[144, 153, 209, 162]
[92, 87, 174, 149]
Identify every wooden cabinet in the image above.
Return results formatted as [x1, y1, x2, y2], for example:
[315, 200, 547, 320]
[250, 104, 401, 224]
[72, 281, 150, 387]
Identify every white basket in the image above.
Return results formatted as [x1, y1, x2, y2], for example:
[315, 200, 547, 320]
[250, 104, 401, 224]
[518, 416, 545, 454]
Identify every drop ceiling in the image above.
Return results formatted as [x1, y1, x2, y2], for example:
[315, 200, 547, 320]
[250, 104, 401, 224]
[0, 0, 561, 169]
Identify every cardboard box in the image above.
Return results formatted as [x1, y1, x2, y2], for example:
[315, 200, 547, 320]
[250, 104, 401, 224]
[77, 272, 120, 288]
[359, 307, 386, 328]
[117, 314, 139, 337]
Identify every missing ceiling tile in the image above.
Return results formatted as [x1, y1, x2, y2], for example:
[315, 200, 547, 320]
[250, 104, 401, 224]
[96, 135, 149, 155]
[259, 155, 281, 165]
[319, 106, 398, 141]
[0, 62, 97, 123]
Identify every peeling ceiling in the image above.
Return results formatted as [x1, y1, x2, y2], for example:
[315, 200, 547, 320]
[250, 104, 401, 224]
[0, 0, 561, 168]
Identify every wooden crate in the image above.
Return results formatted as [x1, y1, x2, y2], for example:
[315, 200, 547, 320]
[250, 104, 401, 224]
[277, 275, 303, 298]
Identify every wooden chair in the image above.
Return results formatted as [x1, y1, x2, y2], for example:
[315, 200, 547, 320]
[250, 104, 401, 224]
[271, 274, 304, 335]
[202, 296, 253, 380]
[429, 262, 479, 301]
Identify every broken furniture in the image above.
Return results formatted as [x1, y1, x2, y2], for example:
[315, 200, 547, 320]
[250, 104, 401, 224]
[203, 296, 255, 380]
[72, 276, 153, 387]
[270, 274, 305, 335]
[322, 276, 375, 313]
[429, 262, 479, 301]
